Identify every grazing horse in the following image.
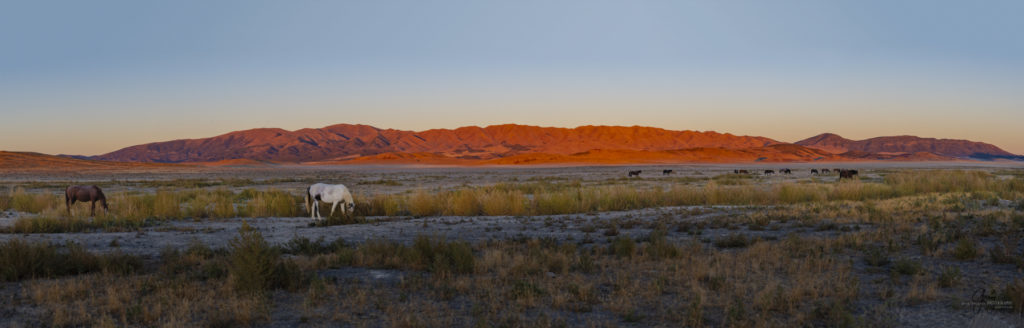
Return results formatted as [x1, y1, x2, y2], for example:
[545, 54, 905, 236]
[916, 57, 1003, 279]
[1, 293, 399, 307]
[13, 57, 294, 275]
[764, 170, 775, 176]
[781, 168, 792, 175]
[65, 185, 108, 216]
[811, 169, 819, 175]
[628, 170, 642, 178]
[305, 183, 355, 221]
[838, 169, 859, 180]
[662, 169, 673, 176]
[822, 169, 831, 174]
[737, 169, 749, 174]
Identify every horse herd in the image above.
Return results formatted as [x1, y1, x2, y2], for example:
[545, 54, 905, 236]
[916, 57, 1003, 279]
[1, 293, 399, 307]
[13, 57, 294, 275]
[626, 168, 860, 179]
[741, 168, 860, 179]
[62, 183, 355, 222]
[741, 168, 859, 178]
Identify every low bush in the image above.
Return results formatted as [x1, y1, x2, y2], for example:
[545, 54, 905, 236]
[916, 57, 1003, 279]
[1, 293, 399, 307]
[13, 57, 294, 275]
[0, 239, 142, 281]
[714, 233, 752, 249]
[952, 238, 981, 261]
[228, 222, 309, 295]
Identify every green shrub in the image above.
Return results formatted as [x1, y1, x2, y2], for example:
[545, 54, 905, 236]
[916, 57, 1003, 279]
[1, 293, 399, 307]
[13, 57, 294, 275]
[228, 222, 279, 295]
[1006, 279, 1024, 314]
[863, 246, 890, 267]
[412, 235, 475, 276]
[645, 229, 680, 259]
[916, 232, 942, 255]
[0, 239, 142, 281]
[892, 258, 922, 276]
[344, 236, 475, 276]
[714, 233, 752, 249]
[952, 238, 981, 260]
[283, 236, 330, 256]
[610, 236, 636, 258]
[938, 266, 961, 288]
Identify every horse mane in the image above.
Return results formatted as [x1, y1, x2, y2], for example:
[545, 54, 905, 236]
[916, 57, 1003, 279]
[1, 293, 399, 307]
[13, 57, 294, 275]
[92, 185, 108, 208]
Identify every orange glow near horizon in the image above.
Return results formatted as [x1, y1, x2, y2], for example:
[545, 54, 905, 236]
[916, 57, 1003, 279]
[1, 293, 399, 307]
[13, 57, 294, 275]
[3, 2, 1022, 156]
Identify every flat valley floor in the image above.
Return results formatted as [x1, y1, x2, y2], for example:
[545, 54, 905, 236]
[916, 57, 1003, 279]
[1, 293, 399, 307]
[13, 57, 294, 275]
[1, 163, 1023, 327]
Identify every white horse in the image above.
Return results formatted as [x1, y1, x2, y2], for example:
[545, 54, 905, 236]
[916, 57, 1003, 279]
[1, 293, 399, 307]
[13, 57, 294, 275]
[305, 183, 355, 221]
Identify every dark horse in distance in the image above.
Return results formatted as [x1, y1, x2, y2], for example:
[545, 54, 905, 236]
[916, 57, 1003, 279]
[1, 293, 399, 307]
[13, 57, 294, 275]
[66, 185, 108, 216]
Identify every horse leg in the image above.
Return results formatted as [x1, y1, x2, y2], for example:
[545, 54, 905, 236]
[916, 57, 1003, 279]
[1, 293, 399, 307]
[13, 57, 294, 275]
[90, 201, 96, 216]
[313, 200, 321, 221]
[329, 202, 338, 218]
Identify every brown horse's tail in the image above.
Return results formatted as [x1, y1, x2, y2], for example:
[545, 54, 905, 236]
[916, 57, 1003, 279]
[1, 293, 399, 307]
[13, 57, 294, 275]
[65, 186, 72, 214]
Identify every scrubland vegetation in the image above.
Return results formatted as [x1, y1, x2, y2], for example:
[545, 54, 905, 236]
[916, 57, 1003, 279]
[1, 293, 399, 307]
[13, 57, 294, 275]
[1, 168, 1023, 326]
[1, 188, 301, 233]
[3, 170, 1023, 233]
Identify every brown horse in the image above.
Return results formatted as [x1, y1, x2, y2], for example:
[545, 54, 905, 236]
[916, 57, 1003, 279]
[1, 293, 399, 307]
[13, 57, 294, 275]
[66, 185, 108, 216]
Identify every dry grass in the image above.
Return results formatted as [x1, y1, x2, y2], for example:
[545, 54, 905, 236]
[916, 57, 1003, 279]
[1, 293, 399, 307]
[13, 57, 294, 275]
[5, 168, 1024, 326]
[8, 187, 61, 213]
[5, 189, 306, 233]
[26, 272, 268, 327]
[335, 235, 475, 278]
[4, 170, 1023, 223]
[239, 189, 300, 218]
[0, 239, 141, 281]
[0, 189, 11, 211]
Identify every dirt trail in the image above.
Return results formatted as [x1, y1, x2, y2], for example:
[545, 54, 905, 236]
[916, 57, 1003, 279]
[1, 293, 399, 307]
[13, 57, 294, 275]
[0, 206, 738, 257]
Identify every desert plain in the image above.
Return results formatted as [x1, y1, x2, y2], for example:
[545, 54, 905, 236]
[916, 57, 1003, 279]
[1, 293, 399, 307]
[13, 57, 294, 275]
[0, 162, 1022, 327]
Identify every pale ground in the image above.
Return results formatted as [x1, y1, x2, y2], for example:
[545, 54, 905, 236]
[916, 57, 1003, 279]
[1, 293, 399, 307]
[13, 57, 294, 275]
[2, 162, 1023, 327]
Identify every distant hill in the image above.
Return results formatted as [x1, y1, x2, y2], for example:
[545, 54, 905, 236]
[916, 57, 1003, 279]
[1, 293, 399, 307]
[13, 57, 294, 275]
[61, 124, 1020, 165]
[0, 151, 180, 171]
[796, 133, 1017, 160]
[93, 124, 780, 163]
[482, 144, 843, 165]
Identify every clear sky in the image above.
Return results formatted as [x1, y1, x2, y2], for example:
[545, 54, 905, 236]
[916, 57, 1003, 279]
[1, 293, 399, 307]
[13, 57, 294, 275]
[2, 0, 1022, 156]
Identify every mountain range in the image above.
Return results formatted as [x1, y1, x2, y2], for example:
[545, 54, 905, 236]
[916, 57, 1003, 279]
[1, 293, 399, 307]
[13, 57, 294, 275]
[70, 124, 1021, 164]
[795, 133, 1018, 159]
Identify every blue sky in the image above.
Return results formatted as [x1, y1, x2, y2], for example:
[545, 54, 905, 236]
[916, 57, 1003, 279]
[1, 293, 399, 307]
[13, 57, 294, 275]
[1, 1, 1022, 155]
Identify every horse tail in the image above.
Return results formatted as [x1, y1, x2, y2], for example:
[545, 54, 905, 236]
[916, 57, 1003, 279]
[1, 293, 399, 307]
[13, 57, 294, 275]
[65, 186, 71, 214]
[304, 186, 311, 214]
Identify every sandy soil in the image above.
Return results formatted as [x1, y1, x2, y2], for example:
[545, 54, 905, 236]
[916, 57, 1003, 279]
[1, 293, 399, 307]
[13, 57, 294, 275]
[2, 163, 1023, 327]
